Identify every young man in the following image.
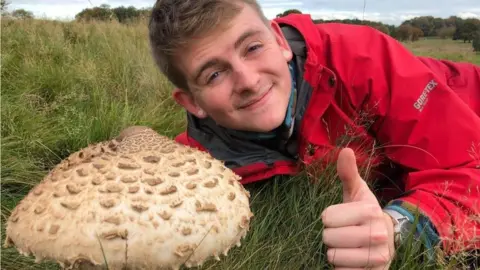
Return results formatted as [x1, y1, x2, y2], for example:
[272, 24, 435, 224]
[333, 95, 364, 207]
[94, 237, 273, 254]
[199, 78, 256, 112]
[148, 0, 480, 268]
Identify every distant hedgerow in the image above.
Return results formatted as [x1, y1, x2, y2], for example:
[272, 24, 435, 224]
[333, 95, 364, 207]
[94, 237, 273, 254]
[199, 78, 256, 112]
[473, 30, 480, 52]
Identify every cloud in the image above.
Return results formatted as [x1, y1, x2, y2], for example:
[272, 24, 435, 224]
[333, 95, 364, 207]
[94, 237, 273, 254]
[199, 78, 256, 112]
[457, 11, 480, 19]
[7, 0, 480, 25]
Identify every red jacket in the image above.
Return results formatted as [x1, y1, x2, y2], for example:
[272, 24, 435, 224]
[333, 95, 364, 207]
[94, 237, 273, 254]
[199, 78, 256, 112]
[174, 14, 480, 255]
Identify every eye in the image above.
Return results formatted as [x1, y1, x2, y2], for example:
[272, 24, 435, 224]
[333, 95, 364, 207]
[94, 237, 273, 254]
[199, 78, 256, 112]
[206, 71, 221, 84]
[247, 43, 262, 53]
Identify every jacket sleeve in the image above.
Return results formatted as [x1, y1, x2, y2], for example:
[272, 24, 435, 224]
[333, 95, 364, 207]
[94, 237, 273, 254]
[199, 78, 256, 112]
[333, 24, 480, 255]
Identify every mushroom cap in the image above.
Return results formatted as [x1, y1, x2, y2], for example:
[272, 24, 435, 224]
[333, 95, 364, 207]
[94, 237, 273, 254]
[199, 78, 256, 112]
[4, 126, 253, 270]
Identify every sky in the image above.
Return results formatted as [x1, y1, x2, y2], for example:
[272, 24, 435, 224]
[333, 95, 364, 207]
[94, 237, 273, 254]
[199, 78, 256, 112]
[8, 0, 480, 26]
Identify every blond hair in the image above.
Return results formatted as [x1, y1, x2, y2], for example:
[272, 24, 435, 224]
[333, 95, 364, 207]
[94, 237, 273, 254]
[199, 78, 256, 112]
[148, 0, 268, 90]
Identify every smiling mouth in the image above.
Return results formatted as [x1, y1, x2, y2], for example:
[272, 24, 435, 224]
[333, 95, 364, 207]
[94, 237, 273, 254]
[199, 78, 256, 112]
[238, 86, 272, 110]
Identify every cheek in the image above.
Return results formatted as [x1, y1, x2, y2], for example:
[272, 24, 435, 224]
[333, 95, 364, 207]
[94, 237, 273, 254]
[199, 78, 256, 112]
[198, 90, 232, 113]
[265, 52, 291, 83]
[275, 66, 292, 93]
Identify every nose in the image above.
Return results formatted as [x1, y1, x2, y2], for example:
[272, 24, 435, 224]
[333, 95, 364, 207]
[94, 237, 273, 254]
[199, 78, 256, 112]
[231, 59, 261, 94]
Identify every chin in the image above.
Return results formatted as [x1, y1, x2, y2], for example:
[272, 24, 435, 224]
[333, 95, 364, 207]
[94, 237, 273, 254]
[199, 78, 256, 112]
[252, 109, 288, 132]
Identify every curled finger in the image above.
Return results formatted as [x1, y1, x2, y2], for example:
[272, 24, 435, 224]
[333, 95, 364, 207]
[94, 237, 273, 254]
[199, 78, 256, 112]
[321, 202, 384, 228]
[327, 246, 394, 268]
[323, 222, 388, 248]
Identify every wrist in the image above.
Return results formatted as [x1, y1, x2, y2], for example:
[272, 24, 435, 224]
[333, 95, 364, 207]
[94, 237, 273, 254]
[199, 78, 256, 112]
[383, 202, 441, 263]
[383, 208, 413, 250]
[383, 211, 397, 253]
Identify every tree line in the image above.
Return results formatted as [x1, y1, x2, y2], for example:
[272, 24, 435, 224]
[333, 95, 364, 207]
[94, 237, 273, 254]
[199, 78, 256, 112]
[74, 4, 151, 24]
[277, 9, 480, 44]
[2, 2, 479, 51]
[74, 6, 480, 48]
[72, 5, 480, 45]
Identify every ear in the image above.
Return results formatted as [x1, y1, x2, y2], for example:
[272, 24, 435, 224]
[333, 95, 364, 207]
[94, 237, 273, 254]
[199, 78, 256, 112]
[269, 20, 293, 61]
[172, 88, 207, 118]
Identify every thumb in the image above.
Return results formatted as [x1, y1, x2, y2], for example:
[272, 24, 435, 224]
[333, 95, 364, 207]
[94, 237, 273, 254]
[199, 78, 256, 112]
[337, 148, 374, 203]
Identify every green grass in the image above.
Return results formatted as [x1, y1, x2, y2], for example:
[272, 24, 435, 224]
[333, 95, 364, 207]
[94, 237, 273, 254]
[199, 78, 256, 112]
[1, 18, 478, 270]
[403, 37, 480, 65]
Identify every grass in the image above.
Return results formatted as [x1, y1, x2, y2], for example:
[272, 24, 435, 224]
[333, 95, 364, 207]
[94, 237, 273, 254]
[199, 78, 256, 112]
[403, 37, 480, 65]
[1, 18, 479, 270]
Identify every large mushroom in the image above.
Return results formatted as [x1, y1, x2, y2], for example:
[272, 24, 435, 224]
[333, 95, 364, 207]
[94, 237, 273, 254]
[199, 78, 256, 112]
[4, 126, 253, 270]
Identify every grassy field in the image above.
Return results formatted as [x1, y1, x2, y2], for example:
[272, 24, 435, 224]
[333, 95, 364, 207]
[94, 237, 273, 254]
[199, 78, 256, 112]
[1, 18, 479, 270]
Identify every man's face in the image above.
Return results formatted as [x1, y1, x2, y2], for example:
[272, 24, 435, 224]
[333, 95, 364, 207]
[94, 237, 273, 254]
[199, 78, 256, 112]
[173, 4, 293, 133]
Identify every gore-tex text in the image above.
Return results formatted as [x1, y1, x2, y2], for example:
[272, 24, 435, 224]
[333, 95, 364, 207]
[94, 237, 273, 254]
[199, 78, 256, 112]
[414, 79, 438, 111]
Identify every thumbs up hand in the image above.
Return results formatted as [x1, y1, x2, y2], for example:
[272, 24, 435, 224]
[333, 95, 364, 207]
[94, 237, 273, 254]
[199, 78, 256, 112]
[321, 148, 396, 269]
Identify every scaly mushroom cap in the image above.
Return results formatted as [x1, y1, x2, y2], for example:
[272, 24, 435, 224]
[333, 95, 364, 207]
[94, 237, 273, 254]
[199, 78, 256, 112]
[4, 126, 253, 270]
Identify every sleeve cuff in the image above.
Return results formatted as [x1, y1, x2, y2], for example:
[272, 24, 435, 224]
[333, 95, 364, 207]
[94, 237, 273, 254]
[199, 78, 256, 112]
[384, 200, 441, 259]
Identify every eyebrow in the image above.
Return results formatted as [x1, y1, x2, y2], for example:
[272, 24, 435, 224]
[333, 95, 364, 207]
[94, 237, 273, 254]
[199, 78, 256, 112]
[193, 29, 262, 83]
